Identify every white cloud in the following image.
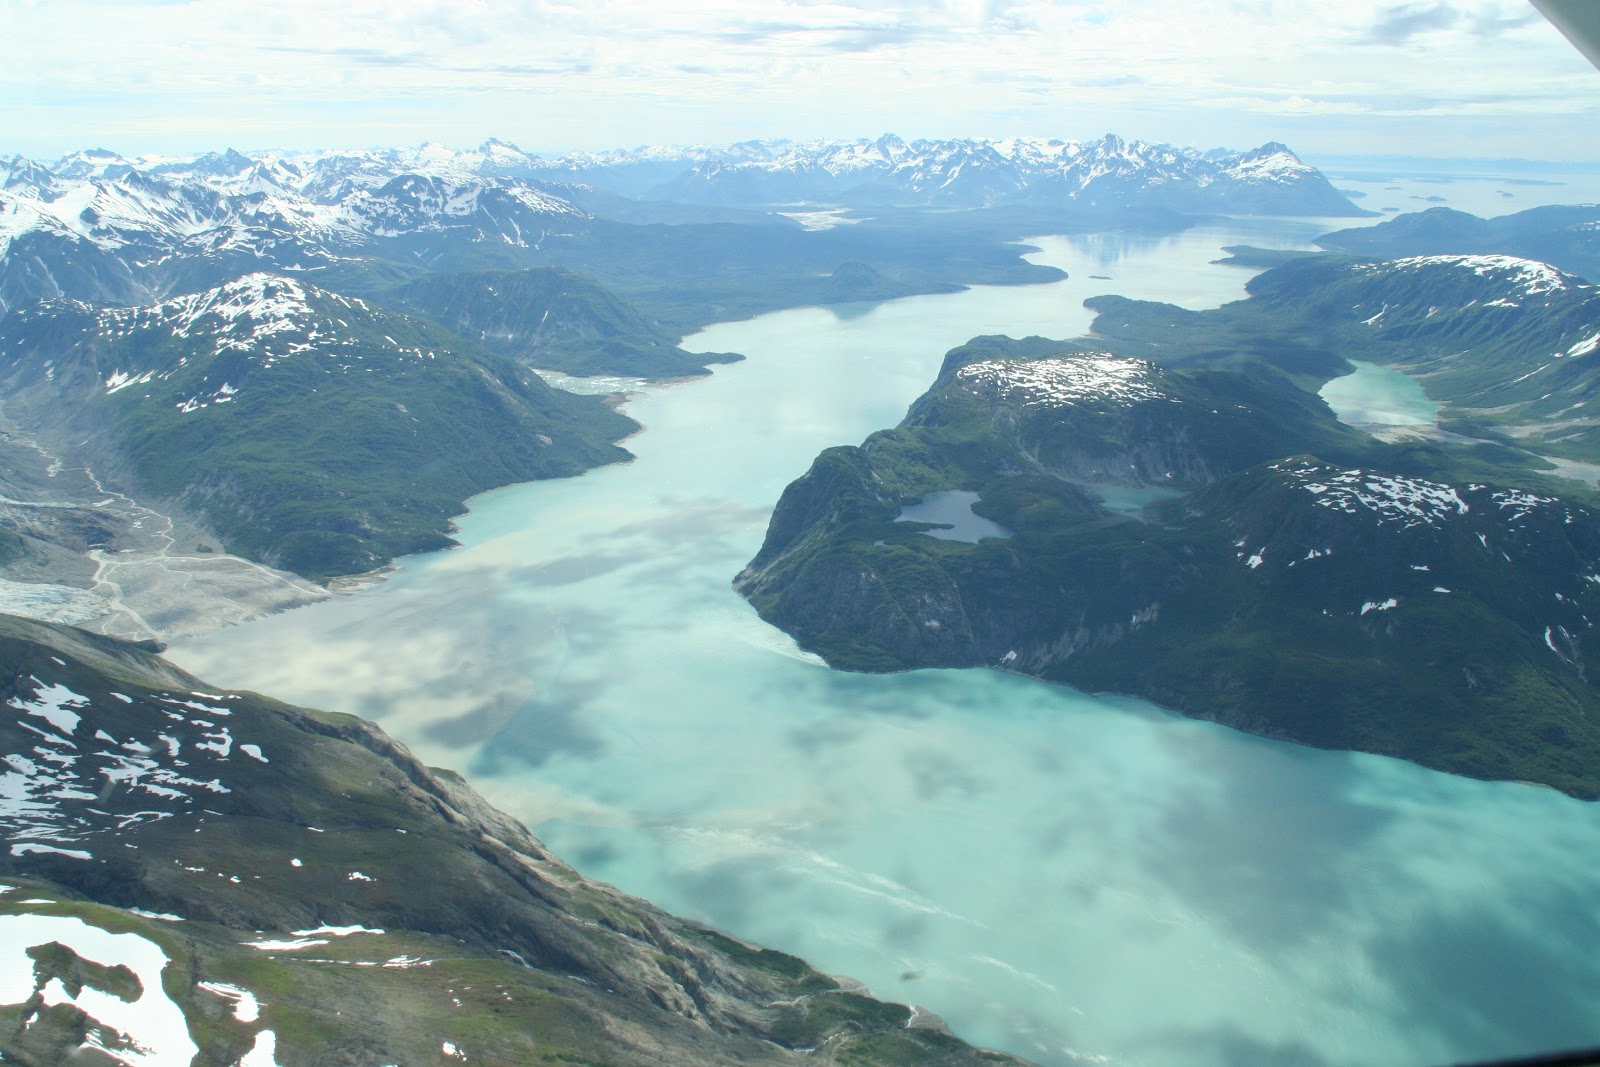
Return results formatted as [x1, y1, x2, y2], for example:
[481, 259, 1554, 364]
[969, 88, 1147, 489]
[0, 0, 1594, 159]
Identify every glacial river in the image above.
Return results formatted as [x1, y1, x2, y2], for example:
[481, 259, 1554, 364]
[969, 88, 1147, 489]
[171, 195, 1600, 1067]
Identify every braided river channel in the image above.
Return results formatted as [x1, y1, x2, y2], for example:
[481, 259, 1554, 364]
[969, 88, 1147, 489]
[172, 179, 1600, 1067]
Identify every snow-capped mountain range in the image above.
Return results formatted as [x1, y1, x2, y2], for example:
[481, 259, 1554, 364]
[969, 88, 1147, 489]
[0, 133, 1363, 313]
[643, 134, 1360, 212]
[0, 143, 590, 313]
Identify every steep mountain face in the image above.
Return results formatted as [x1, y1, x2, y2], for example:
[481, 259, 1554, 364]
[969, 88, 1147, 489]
[1235, 254, 1600, 455]
[736, 337, 1600, 799]
[0, 224, 148, 313]
[1317, 204, 1600, 282]
[335, 172, 583, 243]
[386, 266, 742, 378]
[643, 134, 1366, 215]
[0, 273, 636, 578]
[0, 613, 1027, 1066]
[0, 155, 61, 197]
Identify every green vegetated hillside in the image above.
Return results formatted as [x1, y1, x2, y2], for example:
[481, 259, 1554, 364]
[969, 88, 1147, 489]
[1316, 204, 1600, 282]
[229, 203, 1078, 337]
[509, 210, 1076, 332]
[0, 613, 1029, 1066]
[1090, 251, 1600, 461]
[386, 266, 744, 378]
[737, 323, 1600, 798]
[0, 189, 1103, 591]
[0, 274, 637, 578]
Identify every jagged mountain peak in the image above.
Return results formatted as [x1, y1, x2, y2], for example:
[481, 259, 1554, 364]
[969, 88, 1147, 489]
[61, 271, 381, 399]
[50, 147, 132, 182]
[139, 270, 320, 330]
[170, 147, 259, 179]
[1242, 140, 1298, 161]
[633, 131, 1360, 211]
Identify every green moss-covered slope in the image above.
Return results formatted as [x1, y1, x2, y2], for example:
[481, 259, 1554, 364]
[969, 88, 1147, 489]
[0, 274, 637, 579]
[386, 266, 743, 378]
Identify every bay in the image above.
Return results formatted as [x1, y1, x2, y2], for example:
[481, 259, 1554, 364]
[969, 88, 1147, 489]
[168, 214, 1600, 1067]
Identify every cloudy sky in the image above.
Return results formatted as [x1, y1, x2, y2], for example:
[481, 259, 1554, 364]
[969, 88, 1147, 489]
[2, 0, 1595, 163]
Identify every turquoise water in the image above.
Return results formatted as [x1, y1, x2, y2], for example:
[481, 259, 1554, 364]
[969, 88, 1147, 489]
[1320, 361, 1440, 427]
[1093, 484, 1187, 516]
[896, 490, 1014, 542]
[168, 217, 1600, 1067]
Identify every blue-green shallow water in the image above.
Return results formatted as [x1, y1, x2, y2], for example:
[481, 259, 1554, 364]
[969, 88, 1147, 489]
[1320, 361, 1440, 428]
[896, 490, 1014, 542]
[168, 218, 1600, 1067]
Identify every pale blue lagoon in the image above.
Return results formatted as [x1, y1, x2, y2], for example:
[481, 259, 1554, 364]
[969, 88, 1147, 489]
[1320, 361, 1440, 428]
[896, 490, 1014, 542]
[1093, 484, 1187, 517]
[169, 217, 1600, 1067]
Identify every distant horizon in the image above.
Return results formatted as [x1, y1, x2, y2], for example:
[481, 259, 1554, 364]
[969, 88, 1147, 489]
[9, 134, 1600, 179]
[4, 1, 1596, 166]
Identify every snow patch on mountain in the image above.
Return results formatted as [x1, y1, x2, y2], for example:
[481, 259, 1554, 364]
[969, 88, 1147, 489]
[128, 272, 317, 339]
[956, 353, 1167, 409]
[1369, 255, 1578, 298]
[1277, 464, 1471, 529]
[2, 674, 263, 860]
[612, 133, 1352, 210]
[0, 911, 200, 1064]
[1566, 331, 1600, 358]
[1228, 142, 1318, 186]
[0, 144, 590, 295]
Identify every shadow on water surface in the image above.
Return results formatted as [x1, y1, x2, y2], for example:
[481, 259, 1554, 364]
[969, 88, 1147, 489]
[1376, 889, 1600, 1059]
[1139, 727, 1398, 952]
[806, 667, 1018, 720]
[610, 498, 774, 546]
[826, 300, 890, 322]
[663, 853, 811, 936]
[507, 551, 641, 588]
[466, 685, 610, 770]
[785, 714, 871, 756]
[902, 746, 990, 802]
[1137, 1027, 1336, 1067]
